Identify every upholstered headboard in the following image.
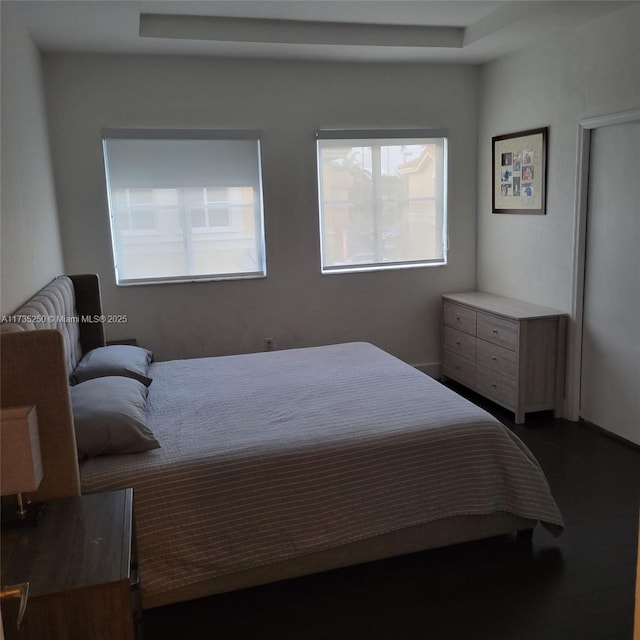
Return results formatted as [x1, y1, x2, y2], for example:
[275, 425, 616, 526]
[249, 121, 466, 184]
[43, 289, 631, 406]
[1, 274, 106, 501]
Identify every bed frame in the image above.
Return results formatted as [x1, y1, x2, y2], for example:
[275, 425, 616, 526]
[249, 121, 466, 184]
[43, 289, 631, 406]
[1, 275, 104, 502]
[1, 275, 536, 607]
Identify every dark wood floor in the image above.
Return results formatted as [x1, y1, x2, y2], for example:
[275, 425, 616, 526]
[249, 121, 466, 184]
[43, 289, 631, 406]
[144, 383, 639, 640]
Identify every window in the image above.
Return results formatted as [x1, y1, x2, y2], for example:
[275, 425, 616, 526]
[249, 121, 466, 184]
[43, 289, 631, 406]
[317, 131, 448, 273]
[102, 130, 266, 285]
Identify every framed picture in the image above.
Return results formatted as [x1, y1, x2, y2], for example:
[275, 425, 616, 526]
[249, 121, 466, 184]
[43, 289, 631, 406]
[492, 127, 548, 214]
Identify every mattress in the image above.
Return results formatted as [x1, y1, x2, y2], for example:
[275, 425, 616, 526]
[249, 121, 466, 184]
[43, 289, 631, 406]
[80, 342, 563, 606]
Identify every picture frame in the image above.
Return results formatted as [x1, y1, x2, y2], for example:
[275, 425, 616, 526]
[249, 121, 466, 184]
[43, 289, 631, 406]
[492, 127, 548, 214]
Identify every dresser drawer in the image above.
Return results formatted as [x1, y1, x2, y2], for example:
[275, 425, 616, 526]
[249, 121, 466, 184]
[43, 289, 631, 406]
[443, 326, 476, 362]
[443, 302, 476, 336]
[442, 292, 567, 423]
[477, 369, 516, 410]
[477, 312, 518, 351]
[477, 338, 518, 378]
[443, 351, 476, 388]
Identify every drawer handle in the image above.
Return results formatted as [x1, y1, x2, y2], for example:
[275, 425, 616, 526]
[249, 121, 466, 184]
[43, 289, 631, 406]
[456, 341, 461, 346]
[456, 316, 461, 321]
[491, 383, 497, 388]
[0, 582, 29, 630]
[492, 356, 497, 361]
[492, 329, 498, 335]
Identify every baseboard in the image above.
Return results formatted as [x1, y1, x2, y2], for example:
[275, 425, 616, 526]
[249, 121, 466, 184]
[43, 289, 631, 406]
[580, 419, 640, 451]
[413, 362, 441, 379]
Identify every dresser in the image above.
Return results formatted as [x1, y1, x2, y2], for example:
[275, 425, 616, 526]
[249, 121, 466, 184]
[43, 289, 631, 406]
[1, 489, 141, 640]
[441, 292, 567, 423]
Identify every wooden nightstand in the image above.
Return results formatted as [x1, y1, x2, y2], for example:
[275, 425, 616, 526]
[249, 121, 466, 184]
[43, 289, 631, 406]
[1, 489, 141, 640]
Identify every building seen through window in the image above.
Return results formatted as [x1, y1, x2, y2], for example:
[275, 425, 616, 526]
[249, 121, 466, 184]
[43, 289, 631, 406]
[317, 135, 447, 273]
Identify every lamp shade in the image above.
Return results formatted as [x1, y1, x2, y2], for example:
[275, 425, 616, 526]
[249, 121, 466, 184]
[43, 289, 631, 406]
[0, 406, 43, 496]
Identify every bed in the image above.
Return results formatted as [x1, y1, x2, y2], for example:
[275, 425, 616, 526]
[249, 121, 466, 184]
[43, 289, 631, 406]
[1, 275, 563, 609]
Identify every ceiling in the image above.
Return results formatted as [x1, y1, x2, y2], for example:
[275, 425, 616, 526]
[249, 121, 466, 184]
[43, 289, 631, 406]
[5, 1, 631, 64]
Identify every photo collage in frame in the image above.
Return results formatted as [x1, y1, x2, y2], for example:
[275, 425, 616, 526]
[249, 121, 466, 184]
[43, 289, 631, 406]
[492, 127, 547, 214]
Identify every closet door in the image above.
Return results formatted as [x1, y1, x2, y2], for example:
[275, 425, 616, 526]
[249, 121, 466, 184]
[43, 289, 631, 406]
[580, 120, 640, 445]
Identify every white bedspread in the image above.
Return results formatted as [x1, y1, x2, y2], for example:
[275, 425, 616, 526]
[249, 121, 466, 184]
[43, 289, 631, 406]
[80, 342, 563, 606]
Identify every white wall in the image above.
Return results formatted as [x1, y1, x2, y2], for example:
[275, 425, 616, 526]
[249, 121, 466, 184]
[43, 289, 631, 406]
[0, 4, 65, 315]
[477, 4, 640, 418]
[43, 54, 479, 365]
[477, 4, 640, 311]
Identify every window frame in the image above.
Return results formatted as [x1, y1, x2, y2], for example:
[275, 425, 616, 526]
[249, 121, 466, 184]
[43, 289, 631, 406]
[102, 128, 267, 286]
[316, 129, 449, 275]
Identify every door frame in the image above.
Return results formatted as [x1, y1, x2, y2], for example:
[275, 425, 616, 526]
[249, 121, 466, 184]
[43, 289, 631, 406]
[567, 107, 640, 421]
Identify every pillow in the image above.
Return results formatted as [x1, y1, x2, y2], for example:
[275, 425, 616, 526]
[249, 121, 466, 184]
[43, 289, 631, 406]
[70, 345, 153, 386]
[71, 376, 160, 459]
